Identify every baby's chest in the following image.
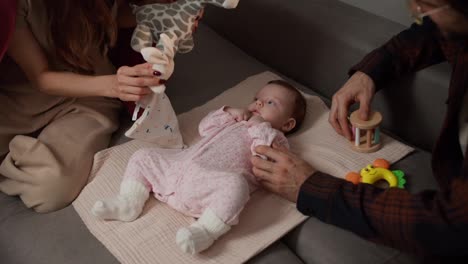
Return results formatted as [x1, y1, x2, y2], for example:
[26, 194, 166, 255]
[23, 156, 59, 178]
[193, 127, 253, 168]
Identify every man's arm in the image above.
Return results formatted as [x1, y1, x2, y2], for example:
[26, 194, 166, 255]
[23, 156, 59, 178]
[329, 19, 448, 141]
[252, 143, 468, 256]
[349, 19, 446, 88]
[297, 171, 468, 256]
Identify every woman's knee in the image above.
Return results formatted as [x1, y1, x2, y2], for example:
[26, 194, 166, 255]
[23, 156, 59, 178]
[25, 170, 88, 213]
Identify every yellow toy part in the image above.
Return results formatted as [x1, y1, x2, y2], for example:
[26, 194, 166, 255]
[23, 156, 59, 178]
[360, 165, 398, 187]
[345, 159, 406, 189]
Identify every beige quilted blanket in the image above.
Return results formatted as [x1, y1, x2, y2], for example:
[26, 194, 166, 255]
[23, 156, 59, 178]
[73, 71, 413, 264]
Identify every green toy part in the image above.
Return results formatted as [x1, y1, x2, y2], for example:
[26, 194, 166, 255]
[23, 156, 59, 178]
[391, 170, 406, 189]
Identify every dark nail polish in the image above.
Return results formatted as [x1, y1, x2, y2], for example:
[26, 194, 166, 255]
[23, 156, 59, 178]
[153, 71, 161, 76]
[159, 79, 167, 84]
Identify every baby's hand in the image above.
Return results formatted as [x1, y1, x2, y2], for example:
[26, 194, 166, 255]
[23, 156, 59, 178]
[247, 115, 266, 127]
[225, 107, 252, 122]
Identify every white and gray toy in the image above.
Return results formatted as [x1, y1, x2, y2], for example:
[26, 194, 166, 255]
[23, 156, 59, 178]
[125, 0, 240, 147]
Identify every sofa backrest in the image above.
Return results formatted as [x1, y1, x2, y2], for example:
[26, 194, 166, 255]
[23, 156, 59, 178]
[203, 0, 452, 151]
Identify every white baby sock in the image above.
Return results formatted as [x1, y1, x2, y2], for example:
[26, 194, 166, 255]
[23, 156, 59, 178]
[176, 208, 231, 254]
[91, 180, 150, 222]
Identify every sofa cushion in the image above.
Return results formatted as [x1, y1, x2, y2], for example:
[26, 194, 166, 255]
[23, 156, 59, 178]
[203, 0, 451, 152]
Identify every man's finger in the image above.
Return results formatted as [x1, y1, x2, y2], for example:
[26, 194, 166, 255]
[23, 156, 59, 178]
[251, 156, 274, 173]
[272, 142, 288, 152]
[252, 167, 273, 182]
[255, 145, 286, 163]
[329, 98, 343, 136]
[358, 95, 371, 121]
[337, 100, 352, 141]
[258, 180, 278, 193]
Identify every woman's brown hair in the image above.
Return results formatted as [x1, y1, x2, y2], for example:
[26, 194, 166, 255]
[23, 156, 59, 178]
[43, 0, 117, 73]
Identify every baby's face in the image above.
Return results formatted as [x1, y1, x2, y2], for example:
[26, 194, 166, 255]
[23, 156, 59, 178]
[247, 84, 296, 131]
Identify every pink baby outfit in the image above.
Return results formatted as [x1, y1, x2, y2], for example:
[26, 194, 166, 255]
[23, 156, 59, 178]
[123, 107, 289, 225]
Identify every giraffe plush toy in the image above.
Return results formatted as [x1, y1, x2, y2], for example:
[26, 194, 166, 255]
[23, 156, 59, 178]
[125, 0, 240, 148]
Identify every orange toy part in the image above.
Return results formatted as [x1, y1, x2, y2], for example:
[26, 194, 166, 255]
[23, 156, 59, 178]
[373, 158, 390, 169]
[345, 172, 361, 185]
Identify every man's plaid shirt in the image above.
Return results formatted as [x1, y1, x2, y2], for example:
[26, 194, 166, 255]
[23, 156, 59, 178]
[297, 19, 468, 262]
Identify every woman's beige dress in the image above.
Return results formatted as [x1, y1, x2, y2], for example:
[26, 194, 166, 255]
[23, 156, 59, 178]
[0, 0, 122, 212]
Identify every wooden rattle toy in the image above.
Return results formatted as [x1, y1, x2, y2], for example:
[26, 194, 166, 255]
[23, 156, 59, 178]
[349, 110, 382, 153]
[345, 158, 406, 189]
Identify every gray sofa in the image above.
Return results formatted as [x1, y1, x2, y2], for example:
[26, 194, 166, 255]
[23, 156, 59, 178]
[0, 0, 450, 263]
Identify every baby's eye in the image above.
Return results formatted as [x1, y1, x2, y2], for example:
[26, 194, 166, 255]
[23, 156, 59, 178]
[253, 97, 257, 101]
[267, 100, 275, 105]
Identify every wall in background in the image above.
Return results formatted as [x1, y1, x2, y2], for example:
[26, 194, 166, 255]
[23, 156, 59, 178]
[339, 0, 412, 26]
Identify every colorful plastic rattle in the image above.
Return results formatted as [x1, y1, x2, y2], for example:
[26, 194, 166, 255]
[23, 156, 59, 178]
[349, 110, 382, 153]
[345, 159, 406, 189]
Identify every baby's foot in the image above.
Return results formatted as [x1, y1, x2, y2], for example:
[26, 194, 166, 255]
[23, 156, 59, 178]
[176, 208, 231, 254]
[176, 223, 214, 254]
[92, 196, 143, 222]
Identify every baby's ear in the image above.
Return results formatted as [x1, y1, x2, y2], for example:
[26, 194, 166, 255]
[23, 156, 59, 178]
[282, 118, 296, 133]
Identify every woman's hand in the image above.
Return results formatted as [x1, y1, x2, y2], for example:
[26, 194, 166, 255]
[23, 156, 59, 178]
[112, 62, 164, 101]
[251, 143, 316, 203]
[329, 71, 376, 140]
[225, 107, 252, 122]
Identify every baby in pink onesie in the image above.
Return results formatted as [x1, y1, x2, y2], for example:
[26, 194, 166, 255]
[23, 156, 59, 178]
[92, 80, 307, 254]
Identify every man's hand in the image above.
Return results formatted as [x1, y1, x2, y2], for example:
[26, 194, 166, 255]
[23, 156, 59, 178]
[225, 107, 252, 122]
[251, 143, 316, 203]
[329, 71, 376, 140]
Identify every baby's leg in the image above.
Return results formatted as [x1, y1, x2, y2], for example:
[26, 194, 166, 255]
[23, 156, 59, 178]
[176, 174, 250, 254]
[92, 180, 150, 222]
[92, 149, 155, 221]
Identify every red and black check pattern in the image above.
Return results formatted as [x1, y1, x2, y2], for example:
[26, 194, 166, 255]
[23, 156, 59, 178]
[297, 19, 468, 261]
